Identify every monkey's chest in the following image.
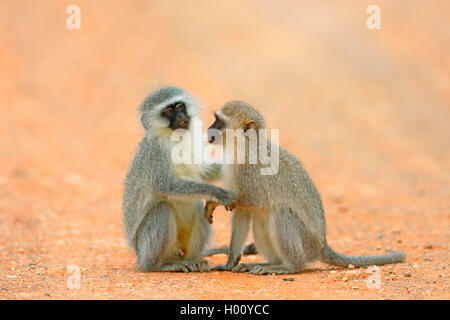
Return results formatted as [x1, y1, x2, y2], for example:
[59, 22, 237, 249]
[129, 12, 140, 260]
[223, 166, 264, 207]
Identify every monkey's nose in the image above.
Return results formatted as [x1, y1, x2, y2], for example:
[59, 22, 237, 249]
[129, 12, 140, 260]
[174, 119, 189, 129]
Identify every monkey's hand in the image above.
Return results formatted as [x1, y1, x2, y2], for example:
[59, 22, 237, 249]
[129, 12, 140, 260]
[224, 202, 236, 212]
[204, 201, 219, 224]
[211, 187, 235, 208]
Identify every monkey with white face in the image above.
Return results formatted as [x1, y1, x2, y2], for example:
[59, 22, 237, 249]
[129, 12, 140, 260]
[208, 101, 405, 275]
[122, 86, 235, 272]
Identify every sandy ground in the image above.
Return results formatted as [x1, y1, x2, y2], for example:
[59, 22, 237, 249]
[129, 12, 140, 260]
[0, 1, 449, 299]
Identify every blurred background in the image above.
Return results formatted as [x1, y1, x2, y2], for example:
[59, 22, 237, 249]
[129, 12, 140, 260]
[0, 1, 448, 299]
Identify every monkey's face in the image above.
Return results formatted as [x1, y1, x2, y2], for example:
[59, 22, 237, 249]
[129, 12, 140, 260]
[207, 112, 227, 144]
[161, 102, 190, 130]
[207, 111, 258, 146]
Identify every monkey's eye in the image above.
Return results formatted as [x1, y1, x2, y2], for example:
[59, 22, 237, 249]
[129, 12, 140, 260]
[164, 108, 173, 115]
[175, 103, 184, 111]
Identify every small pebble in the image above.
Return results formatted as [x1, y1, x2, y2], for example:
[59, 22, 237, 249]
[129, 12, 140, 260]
[342, 277, 349, 282]
[404, 271, 412, 277]
[424, 257, 432, 262]
[425, 244, 433, 249]
[376, 233, 384, 239]
[283, 277, 294, 281]
[348, 264, 355, 269]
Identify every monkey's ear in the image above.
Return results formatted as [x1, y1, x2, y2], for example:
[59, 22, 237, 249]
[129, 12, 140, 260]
[243, 119, 256, 132]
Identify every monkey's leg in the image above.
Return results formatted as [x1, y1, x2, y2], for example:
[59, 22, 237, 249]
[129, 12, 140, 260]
[135, 202, 176, 271]
[211, 208, 251, 271]
[136, 202, 208, 273]
[233, 211, 281, 273]
[249, 209, 307, 275]
[203, 243, 257, 256]
[181, 201, 212, 272]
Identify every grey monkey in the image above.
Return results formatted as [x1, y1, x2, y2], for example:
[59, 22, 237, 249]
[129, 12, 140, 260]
[122, 86, 236, 272]
[207, 101, 406, 275]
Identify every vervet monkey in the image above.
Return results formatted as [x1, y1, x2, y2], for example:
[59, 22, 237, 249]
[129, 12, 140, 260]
[122, 86, 236, 272]
[207, 101, 405, 274]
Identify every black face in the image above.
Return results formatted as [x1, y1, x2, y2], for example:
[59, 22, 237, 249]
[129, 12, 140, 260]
[207, 113, 225, 143]
[161, 102, 190, 130]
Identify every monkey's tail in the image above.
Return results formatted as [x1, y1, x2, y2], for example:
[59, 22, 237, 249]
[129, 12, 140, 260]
[202, 243, 257, 257]
[321, 244, 406, 267]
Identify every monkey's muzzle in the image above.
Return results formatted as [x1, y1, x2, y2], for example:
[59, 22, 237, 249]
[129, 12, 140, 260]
[173, 120, 189, 130]
[172, 114, 190, 130]
[207, 129, 221, 144]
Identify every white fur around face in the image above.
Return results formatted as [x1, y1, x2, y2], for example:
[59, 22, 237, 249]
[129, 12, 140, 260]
[143, 93, 201, 137]
[215, 110, 232, 123]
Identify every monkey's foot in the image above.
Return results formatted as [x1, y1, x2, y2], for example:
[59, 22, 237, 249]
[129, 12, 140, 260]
[160, 260, 209, 273]
[248, 264, 298, 275]
[211, 264, 233, 271]
[232, 262, 268, 273]
[184, 259, 210, 272]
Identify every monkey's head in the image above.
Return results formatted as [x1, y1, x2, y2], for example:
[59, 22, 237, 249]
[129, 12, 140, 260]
[139, 86, 199, 136]
[207, 100, 266, 144]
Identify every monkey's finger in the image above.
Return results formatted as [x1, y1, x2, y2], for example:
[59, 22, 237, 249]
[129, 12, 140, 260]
[249, 266, 264, 275]
[199, 262, 210, 272]
[186, 263, 199, 272]
[225, 203, 236, 211]
[180, 265, 191, 273]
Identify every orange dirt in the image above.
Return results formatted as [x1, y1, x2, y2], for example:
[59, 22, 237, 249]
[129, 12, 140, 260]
[0, 1, 448, 300]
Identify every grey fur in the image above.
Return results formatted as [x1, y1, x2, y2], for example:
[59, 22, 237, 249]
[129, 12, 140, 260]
[122, 86, 234, 272]
[211, 101, 406, 274]
[203, 243, 257, 256]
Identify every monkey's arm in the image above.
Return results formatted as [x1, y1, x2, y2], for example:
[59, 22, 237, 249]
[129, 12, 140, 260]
[150, 142, 234, 206]
[153, 174, 234, 205]
[212, 209, 251, 271]
[199, 163, 222, 182]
